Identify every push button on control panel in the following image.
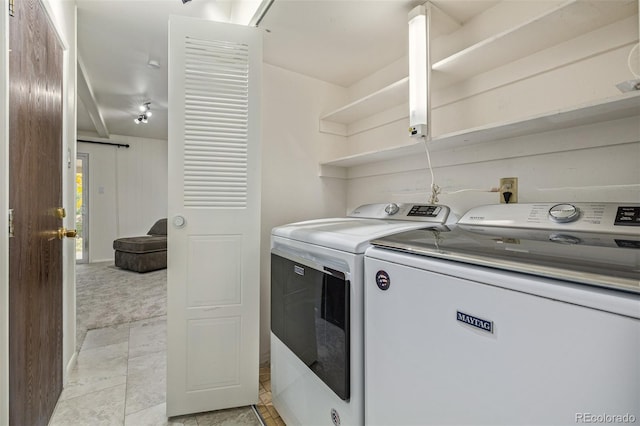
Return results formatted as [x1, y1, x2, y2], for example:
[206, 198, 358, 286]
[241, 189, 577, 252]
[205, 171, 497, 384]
[615, 207, 640, 226]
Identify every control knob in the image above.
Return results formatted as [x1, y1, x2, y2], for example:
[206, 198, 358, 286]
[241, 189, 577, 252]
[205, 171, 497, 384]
[384, 203, 400, 216]
[548, 204, 580, 223]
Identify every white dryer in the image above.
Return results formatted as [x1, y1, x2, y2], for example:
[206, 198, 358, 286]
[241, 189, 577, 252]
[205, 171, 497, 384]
[364, 203, 640, 425]
[270, 203, 452, 426]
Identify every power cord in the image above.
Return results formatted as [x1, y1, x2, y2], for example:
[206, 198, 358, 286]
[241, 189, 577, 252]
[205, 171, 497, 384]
[421, 136, 440, 204]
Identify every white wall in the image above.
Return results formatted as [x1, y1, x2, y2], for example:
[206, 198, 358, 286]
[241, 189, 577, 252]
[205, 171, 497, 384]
[259, 63, 348, 362]
[347, 118, 640, 217]
[341, 7, 640, 216]
[78, 134, 168, 262]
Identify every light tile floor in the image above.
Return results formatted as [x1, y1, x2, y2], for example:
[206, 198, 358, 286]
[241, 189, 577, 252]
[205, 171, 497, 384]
[49, 316, 265, 426]
[257, 366, 285, 426]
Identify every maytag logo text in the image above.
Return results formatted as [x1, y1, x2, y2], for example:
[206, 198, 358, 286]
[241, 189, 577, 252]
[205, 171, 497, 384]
[457, 311, 493, 334]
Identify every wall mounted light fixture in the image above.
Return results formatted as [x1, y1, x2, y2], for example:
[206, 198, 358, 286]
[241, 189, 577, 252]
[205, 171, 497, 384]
[134, 102, 152, 124]
[408, 4, 430, 138]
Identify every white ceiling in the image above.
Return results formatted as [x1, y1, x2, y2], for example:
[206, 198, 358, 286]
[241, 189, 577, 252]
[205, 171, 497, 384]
[76, 0, 498, 141]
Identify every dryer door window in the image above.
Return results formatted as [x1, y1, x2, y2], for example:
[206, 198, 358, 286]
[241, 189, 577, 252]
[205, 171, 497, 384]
[271, 253, 350, 400]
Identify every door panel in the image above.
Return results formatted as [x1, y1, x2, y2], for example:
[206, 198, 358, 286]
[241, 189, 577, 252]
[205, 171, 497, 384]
[166, 16, 262, 416]
[8, 0, 64, 425]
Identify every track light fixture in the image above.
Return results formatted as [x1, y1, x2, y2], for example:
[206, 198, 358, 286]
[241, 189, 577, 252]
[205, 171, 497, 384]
[134, 102, 152, 124]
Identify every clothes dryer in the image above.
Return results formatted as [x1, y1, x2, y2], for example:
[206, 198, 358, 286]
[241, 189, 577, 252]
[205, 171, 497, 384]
[270, 203, 452, 426]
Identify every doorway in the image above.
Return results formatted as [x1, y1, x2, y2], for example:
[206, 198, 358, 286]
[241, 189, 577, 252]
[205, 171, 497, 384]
[76, 153, 89, 263]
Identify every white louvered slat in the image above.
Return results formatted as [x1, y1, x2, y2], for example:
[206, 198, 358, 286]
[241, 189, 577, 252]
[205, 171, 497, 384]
[183, 37, 249, 208]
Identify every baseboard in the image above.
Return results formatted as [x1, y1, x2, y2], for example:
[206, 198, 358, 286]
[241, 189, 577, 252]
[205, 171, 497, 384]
[89, 258, 114, 264]
[64, 351, 78, 385]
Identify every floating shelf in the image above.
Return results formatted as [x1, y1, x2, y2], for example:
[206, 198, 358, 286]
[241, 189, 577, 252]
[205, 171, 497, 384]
[320, 92, 640, 171]
[432, 0, 637, 81]
[319, 78, 408, 136]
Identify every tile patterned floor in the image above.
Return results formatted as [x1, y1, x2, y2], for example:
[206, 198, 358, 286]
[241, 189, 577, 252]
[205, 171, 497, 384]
[256, 366, 285, 426]
[56, 262, 283, 426]
[49, 316, 264, 426]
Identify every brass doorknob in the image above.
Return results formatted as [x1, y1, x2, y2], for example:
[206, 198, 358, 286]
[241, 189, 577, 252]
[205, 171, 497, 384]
[57, 227, 77, 239]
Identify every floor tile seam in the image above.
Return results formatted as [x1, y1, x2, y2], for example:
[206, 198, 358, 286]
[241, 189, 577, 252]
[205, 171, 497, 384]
[127, 347, 167, 362]
[80, 335, 132, 353]
[56, 380, 128, 403]
[82, 313, 167, 335]
[123, 327, 133, 424]
[122, 401, 165, 420]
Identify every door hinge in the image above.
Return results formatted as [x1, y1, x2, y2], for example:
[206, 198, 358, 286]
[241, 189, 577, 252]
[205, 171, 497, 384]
[9, 0, 15, 17]
[9, 209, 14, 238]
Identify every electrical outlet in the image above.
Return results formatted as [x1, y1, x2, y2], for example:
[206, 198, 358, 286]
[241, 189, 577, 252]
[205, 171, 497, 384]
[499, 177, 518, 204]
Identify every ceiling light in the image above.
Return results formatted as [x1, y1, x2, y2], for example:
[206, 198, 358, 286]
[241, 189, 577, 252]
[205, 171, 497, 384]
[182, 0, 192, 3]
[135, 102, 152, 124]
[147, 59, 161, 69]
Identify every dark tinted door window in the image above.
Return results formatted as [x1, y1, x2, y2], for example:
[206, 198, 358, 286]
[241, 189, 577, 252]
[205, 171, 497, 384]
[271, 254, 350, 400]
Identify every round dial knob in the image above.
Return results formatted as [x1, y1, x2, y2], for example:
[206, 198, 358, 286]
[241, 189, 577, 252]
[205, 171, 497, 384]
[548, 204, 580, 223]
[384, 203, 400, 216]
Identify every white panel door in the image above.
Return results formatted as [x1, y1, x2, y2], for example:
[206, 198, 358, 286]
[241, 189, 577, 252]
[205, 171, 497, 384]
[167, 16, 262, 417]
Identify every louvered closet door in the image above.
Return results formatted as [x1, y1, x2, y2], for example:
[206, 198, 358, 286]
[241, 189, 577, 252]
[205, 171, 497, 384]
[166, 16, 262, 417]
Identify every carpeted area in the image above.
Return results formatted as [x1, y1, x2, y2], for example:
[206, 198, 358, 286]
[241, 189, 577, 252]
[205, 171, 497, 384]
[76, 262, 166, 350]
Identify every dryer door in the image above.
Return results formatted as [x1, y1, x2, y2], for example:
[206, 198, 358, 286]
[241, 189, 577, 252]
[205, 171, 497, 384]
[271, 252, 350, 400]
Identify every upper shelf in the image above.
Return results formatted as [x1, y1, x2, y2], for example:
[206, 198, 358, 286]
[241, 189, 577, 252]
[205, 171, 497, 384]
[319, 78, 408, 136]
[320, 91, 640, 170]
[432, 0, 637, 80]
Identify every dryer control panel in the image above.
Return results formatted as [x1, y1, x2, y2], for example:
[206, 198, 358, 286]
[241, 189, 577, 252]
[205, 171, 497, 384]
[349, 203, 450, 224]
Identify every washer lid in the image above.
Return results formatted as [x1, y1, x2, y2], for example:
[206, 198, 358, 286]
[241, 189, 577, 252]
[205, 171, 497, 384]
[370, 225, 640, 294]
[272, 217, 447, 254]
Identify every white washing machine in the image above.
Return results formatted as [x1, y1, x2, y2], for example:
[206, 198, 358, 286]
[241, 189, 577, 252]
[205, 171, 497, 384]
[270, 203, 453, 426]
[364, 203, 640, 426]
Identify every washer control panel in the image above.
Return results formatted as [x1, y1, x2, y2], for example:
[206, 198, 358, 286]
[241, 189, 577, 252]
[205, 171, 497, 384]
[459, 203, 640, 234]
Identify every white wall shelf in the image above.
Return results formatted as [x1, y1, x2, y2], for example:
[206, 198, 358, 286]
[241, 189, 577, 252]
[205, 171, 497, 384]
[319, 92, 640, 174]
[319, 77, 408, 136]
[432, 0, 637, 82]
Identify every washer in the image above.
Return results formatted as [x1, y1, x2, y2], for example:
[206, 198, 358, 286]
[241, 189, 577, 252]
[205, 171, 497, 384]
[270, 203, 452, 426]
[364, 202, 640, 425]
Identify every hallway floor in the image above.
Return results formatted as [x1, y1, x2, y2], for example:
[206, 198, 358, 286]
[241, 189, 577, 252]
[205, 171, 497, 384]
[49, 315, 262, 426]
[51, 263, 283, 425]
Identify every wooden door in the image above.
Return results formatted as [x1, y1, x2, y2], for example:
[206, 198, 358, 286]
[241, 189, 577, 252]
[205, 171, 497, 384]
[166, 16, 262, 417]
[8, 1, 65, 425]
